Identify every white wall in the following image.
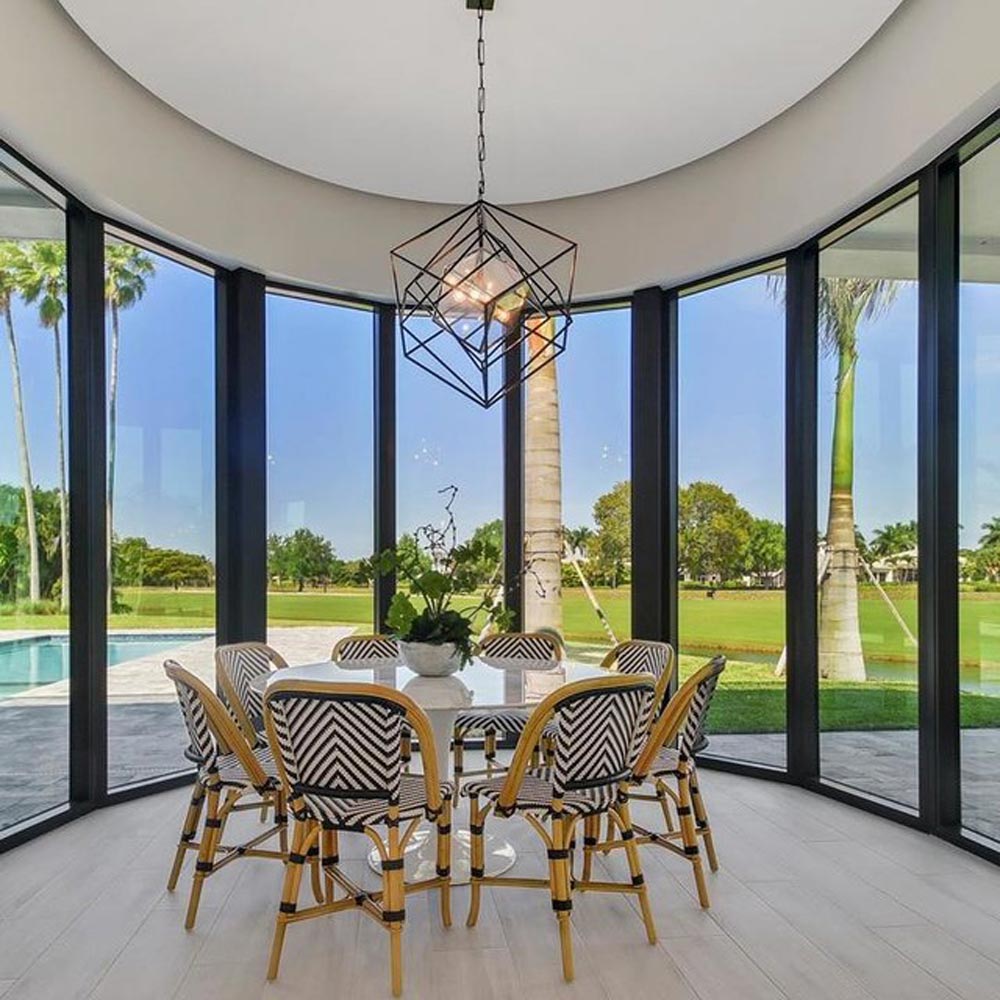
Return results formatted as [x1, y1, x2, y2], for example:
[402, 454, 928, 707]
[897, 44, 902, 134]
[2, 0, 999, 300]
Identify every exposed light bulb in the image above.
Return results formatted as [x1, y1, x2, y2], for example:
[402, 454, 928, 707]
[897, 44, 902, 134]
[437, 247, 528, 328]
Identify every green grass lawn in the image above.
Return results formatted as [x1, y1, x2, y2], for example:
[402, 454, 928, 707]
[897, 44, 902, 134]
[675, 655, 1000, 733]
[5, 584, 1000, 734]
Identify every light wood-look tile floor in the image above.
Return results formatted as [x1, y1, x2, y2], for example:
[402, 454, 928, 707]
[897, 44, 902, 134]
[2, 766, 1000, 1000]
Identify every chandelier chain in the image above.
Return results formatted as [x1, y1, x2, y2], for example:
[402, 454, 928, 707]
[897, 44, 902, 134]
[476, 2, 487, 200]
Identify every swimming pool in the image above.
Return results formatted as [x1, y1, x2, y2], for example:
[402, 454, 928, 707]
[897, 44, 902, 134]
[0, 633, 208, 697]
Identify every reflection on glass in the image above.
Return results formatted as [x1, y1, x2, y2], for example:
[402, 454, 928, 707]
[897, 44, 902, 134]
[397, 318, 502, 635]
[817, 195, 919, 807]
[678, 270, 786, 768]
[0, 170, 68, 829]
[266, 294, 374, 645]
[959, 137, 1000, 843]
[523, 309, 631, 661]
[106, 236, 215, 789]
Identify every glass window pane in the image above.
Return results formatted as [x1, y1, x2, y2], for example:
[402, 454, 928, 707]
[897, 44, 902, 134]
[397, 318, 502, 633]
[524, 308, 631, 658]
[106, 236, 215, 789]
[959, 137, 1000, 844]
[0, 171, 68, 830]
[266, 294, 374, 654]
[817, 196, 919, 807]
[678, 270, 786, 768]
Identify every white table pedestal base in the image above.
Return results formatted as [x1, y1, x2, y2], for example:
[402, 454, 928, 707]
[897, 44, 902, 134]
[366, 702, 519, 885]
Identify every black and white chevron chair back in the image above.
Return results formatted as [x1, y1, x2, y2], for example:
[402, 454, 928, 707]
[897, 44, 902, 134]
[481, 632, 560, 661]
[678, 657, 726, 760]
[167, 659, 219, 769]
[550, 680, 655, 799]
[333, 635, 401, 662]
[614, 641, 670, 680]
[266, 689, 405, 808]
[217, 643, 274, 730]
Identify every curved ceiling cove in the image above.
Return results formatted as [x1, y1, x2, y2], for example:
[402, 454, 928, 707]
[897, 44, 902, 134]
[57, 0, 902, 204]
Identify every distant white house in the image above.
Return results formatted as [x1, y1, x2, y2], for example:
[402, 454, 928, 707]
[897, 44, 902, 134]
[869, 547, 918, 584]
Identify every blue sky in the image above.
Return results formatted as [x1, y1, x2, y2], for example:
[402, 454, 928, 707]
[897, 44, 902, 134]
[2, 248, 999, 561]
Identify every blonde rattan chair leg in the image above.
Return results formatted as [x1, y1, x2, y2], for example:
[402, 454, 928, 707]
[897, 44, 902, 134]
[276, 790, 289, 855]
[453, 734, 465, 801]
[267, 819, 309, 980]
[601, 812, 615, 854]
[484, 731, 498, 776]
[437, 797, 452, 927]
[690, 771, 718, 871]
[385, 813, 405, 998]
[655, 783, 676, 834]
[321, 826, 338, 902]
[581, 815, 599, 883]
[167, 780, 204, 892]
[308, 830, 324, 903]
[676, 772, 710, 908]
[616, 798, 657, 944]
[550, 814, 575, 982]
[184, 784, 221, 930]
[466, 797, 484, 928]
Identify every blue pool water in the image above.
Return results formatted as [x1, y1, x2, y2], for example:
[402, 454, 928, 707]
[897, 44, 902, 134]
[0, 634, 206, 697]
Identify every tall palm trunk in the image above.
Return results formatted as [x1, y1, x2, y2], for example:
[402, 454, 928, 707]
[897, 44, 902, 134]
[3, 306, 41, 602]
[819, 340, 866, 680]
[523, 319, 562, 634]
[52, 321, 69, 610]
[107, 302, 120, 612]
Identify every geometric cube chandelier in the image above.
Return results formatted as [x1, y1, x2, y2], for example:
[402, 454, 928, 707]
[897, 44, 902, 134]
[390, 0, 577, 408]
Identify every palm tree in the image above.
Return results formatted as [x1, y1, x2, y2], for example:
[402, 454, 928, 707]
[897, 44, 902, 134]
[105, 243, 155, 608]
[563, 525, 593, 559]
[0, 241, 41, 602]
[979, 516, 1000, 550]
[817, 277, 902, 680]
[523, 318, 563, 635]
[870, 520, 918, 558]
[771, 274, 901, 680]
[17, 241, 69, 609]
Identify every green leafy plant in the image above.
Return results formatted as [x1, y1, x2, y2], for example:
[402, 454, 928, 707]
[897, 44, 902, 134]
[365, 487, 514, 665]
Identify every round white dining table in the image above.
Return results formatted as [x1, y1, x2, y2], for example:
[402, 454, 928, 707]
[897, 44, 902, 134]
[252, 655, 607, 882]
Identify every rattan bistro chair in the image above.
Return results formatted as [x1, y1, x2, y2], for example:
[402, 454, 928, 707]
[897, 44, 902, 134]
[215, 641, 289, 745]
[543, 640, 676, 766]
[330, 634, 414, 765]
[331, 633, 402, 663]
[263, 679, 453, 997]
[453, 630, 563, 794]
[164, 660, 289, 930]
[601, 656, 726, 909]
[463, 673, 658, 983]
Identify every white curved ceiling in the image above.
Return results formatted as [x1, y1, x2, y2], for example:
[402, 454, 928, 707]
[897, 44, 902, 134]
[57, 0, 903, 204]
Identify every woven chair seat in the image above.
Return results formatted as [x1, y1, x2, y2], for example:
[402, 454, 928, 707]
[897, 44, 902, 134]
[211, 743, 280, 788]
[462, 772, 616, 817]
[455, 708, 530, 736]
[299, 774, 454, 831]
[646, 746, 681, 777]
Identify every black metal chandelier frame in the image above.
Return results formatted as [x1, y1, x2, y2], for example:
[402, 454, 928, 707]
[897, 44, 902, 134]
[389, 0, 578, 408]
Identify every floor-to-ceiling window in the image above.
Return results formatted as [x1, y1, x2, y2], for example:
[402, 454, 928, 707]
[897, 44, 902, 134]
[959, 131, 1000, 844]
[0, 167, 69, 829]
[396, 319, 502, 635]
[523, 306, 631, 659]
[266, 292, 374, 652]
[678, 267, 786, 767]
[817, 193, 920, 806]
[105, 232, 215, 789]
